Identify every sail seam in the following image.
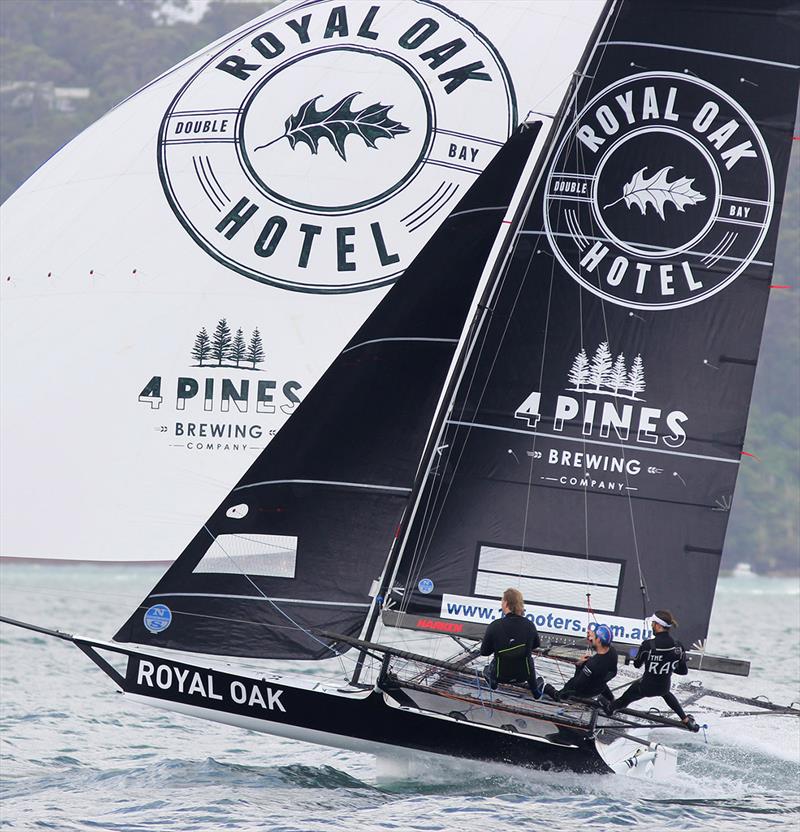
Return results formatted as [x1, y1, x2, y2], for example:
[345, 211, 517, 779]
[476, 567, 617, 589]
[599, 41, 800, 70]
[234, 479, 412, 493]
[446, 420, 740, 465]
[150, 593, 370, 608]
[341, 338, 458, 355]
[518, 230, 775, 268]
[448, 206, 507, 219]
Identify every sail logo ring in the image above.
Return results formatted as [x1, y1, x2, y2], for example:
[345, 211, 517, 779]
[157, 0, 516, 294]
[143, 604, 173, 634]
[544, 72, 774, 310]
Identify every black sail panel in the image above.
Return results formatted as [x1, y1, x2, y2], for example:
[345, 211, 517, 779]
[389, 0, 800, 650]
[114, 125, 540, 659]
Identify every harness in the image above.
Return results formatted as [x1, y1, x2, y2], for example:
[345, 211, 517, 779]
[494, 641, 533, 681]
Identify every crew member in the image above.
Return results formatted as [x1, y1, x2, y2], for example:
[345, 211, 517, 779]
[611, 609, 699, 731]
[543, 623, 617, 705]
[480, 588, 542, 697]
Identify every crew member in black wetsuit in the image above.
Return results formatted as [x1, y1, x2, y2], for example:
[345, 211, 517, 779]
[480, 588, 542, 697]
[542, 623, 618, 706]
[611, 609, 699, 731]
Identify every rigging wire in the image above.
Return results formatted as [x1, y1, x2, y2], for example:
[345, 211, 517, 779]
[201, 525, 350, 675]
[570, 14, 650, 619]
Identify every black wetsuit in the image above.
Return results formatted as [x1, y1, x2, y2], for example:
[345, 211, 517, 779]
[544, 645, 618, 702]
[480, 613, 541, 695]
[613, 630, 689, 719]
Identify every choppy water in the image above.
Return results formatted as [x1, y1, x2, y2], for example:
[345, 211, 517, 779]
[1, 563, 798, 831]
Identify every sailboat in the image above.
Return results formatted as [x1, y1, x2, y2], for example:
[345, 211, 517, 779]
[3, 0, 800, 777]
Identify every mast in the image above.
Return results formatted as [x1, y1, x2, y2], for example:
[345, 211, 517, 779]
[357, 2, 621, 661]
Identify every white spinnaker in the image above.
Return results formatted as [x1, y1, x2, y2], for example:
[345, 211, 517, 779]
[0, 0, 604, 561]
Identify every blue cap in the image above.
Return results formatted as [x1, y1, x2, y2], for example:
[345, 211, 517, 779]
[594, 624, 613, 646]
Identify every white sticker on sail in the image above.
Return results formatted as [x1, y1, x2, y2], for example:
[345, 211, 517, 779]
[474, 546, 620, 611]
[194, 533, 297, 578]
[440, 593, 653, 644]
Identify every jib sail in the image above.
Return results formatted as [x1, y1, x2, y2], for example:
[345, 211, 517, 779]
[114, 126, 541, 659]
[384, 0, 800, 650]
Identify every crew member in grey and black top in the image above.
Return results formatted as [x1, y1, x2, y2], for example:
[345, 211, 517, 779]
[611, 610, 699, 731]
[480, 588, 542, 697]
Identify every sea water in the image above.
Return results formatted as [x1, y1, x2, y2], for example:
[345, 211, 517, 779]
[1, 563, 798, 832]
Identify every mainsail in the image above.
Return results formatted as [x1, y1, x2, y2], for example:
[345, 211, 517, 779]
[384, 0, 800, 651]
[115, 125, 543, 658]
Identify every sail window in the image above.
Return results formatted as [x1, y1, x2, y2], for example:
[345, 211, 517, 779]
[193, 534, 297, 578]
[474, 546, 620, 612]
[226, 503, 249, 519]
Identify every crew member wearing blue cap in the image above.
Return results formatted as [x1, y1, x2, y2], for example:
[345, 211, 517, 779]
[543, 623, 617, 705]
[610, 609, 699, 731]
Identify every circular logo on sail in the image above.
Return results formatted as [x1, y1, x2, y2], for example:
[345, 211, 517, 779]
[544, 72, 774, 310]
[143, 604, 172, 633]
[418, 578, 434, 594]
[159, 0, 516, 293]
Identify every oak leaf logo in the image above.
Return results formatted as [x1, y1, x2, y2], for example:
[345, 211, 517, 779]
[254, 92, 410, 161]
[604, 166, 706, 220]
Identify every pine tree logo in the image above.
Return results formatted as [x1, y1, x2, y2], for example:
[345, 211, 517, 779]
[211, 318, 233, 366]
[191, 327, 211, 367]
[566, 342, 646, 401]
[190, 319, 265, 370]
[230, 328, 247, 367]
[246, 329, 264, 370]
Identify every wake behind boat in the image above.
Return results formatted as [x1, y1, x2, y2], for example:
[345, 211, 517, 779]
[2, 0, 800, 779]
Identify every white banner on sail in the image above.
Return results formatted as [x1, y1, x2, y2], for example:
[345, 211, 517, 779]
[441, 594, 653, 645]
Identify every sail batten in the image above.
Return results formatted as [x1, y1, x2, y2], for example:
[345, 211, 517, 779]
[233, 480, 412, 494]
[150, 594, 371, 608]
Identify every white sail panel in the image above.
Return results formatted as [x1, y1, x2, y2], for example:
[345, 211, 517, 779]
[193, 533, 298, 578]
[477, 546, 622, 586]
[0, 0, 604, 561]
[474, 572, 618, 612]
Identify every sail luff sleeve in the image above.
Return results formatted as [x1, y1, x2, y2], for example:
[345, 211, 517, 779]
[387, 0, 800, 650]
[113, 127, 540, 660]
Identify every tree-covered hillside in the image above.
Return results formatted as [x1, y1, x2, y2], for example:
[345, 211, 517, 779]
[0, 0, 797, 573]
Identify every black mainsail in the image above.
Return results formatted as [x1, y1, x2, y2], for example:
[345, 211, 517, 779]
[384, 0, 800, 651]
[114, 125, 542, 659]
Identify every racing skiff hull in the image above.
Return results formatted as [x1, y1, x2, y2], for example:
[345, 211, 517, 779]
[122, 648, 610, 773]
